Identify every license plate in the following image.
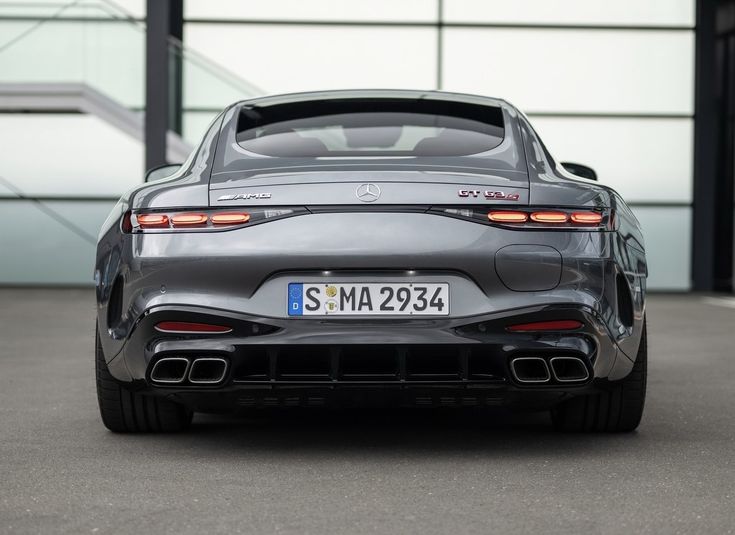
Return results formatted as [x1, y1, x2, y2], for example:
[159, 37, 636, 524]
[288, 283, 449, 316]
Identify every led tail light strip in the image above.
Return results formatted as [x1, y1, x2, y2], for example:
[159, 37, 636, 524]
[570, 212, 603, 224]
[136, 214, 169, 228]
[135, 211, 251, 230]
[530, 211, 568, 224]
[125, 208, 302, 233]
[438, 207, 609, 229]
[170, 213, 208, 226]
[488, 211, 529, 223]
[211, 212, 251, 225]
[486, 209, 607, 228]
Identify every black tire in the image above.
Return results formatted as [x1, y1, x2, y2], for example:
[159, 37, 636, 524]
[95, 324, 192, 433]
[551, 319, 647, 432]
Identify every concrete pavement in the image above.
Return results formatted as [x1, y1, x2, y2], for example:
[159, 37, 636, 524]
[0, 289, 734, 534]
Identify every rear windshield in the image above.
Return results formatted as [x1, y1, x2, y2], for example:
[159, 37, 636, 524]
[235, 98, 505, 157]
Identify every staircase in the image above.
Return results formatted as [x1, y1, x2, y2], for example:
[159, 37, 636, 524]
[0, 0, 262, 284]
[0, 82, 193, 162]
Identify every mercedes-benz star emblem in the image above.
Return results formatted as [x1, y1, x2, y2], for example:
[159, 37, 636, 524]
[355, 183, 381, 202]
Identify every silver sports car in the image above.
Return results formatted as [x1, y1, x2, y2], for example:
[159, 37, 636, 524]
[94, 90, 647, 433]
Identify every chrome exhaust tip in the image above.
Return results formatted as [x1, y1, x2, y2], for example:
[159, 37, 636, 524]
[189, 357, 228, 384]
[510, 357, 551, 384]
[150, 357, 190, 384]
[549, 356, 590, 383]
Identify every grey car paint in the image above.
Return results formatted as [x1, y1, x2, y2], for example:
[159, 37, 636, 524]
[94, 89, 646, 408]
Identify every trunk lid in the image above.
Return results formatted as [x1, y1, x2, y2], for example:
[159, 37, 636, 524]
[209, 164, 529, 206]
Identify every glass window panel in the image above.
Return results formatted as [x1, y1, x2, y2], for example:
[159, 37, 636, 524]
[184, 24, 437, 97]
[632, 206, 691, 291]
[235, 99, 504, 157]
[0, 115, 143, 197]
[0, 1, 136, 18]
[110, 0, 146, 18]
[444, 0, 694, 27]
[183, 111, 221, 145]
[442, 28, 694, 114]
[0, 20, 144, 108]
[184, 0, 438, 22]
[82, 20, 145, 108]
[531, 117, 693, 203]
[179, 42, 262, 109]
[0, 200, 115, 285]
[0, 21, 85, 84]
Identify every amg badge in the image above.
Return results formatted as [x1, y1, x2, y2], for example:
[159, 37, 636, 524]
[217, 192, 272, 201]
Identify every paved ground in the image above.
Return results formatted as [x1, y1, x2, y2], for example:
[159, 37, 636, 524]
[1, 289, 734, 534]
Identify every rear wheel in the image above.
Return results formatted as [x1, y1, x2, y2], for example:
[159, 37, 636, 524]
[551, 319, 647, 432]
[95, 324, 192, 433]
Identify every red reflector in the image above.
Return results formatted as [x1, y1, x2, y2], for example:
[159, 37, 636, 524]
[571, 211, 603, 224]
[155, 322, 232, 334]
[488, 211, 528, 223]
[122, 211, 133, 233]
[136, 214, 169, 228]
[211, 212, 251, 225]
[507, 320, 583, 332]
[530, 211, 568, 223]
[171, 213, 208, 226]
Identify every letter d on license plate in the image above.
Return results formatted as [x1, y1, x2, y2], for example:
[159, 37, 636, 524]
[288, 283, 449, 316]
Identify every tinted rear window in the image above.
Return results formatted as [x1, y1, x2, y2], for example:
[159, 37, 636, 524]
[235, 98, 504, 157]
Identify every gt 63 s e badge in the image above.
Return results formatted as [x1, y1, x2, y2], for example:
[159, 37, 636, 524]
[458, 189, 520, 200]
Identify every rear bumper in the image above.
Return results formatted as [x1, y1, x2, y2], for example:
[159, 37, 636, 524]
[95, 210, 646, 410]
[103, 302, 636, 410]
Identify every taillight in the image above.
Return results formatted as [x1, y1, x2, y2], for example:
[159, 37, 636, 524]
[488, 211, 528, 223]
[137, 214, 169, 228]
[211, 212, 250, 225]
[530, 211, 568, 224]
[439, 207, 609, 229]
[125, 208, 304, 233]
[121, 211, 133, 233]
[171, 213, 208, 226]
[570, 211, 603, 224]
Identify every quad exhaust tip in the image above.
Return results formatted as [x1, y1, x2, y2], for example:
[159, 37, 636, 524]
[150, 357, 190, 384]
[510, 355, 590, 384]
[188, 357, 228, 384]
[549, 356, 590, 383]
[510, 357, 551, 384]
[150, 356, 229, 385]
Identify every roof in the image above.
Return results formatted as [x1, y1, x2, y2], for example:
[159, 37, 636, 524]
[236, 89, 508, 109]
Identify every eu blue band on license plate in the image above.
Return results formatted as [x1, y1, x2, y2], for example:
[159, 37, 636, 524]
[288, 283, 304, 316]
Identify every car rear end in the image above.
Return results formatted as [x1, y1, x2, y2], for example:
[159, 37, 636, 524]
[95, 91, 645, 422]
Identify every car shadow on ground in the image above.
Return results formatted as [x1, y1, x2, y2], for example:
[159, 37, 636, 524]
[155, 408, 646, 459]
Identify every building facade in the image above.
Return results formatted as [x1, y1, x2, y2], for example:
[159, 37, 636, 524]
[1, 0, 725, 292]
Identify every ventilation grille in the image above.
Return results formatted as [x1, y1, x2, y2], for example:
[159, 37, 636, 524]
[616, 273, 634, 328]
[231, 345, 505, 384]
[107, 275, 124, 327]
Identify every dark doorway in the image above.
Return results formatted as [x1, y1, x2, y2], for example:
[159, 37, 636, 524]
[694, 0, 735, 292]
[714, 1, 735, 291]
